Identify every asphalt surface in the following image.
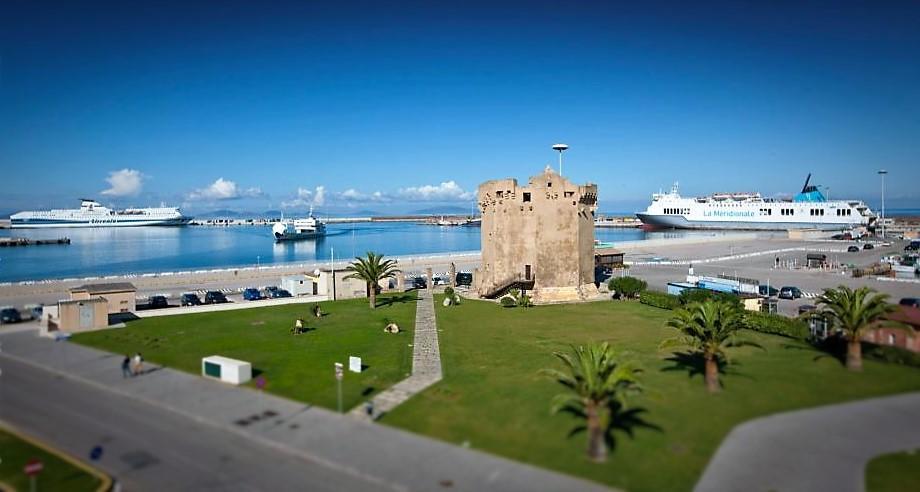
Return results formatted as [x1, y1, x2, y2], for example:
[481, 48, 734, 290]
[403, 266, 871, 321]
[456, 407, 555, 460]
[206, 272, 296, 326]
[695, 392, 920, 492]
[628, 240, 919, 316]
[0, 355, 377, 492]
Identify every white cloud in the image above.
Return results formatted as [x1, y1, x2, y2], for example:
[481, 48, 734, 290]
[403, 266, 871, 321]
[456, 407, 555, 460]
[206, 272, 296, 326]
[336, 188, 390, 203]
[397, 181, 474, 202]
[280, 180, 472, 207]
[100, 169, 144, 197]
[313, 185, 326, 206]
[281, 185, 326, 208]
[187, 178, 262, 201]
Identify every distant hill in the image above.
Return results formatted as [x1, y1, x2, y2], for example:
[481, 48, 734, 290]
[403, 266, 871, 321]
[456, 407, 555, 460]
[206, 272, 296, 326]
[195, 209, 245, 218]
[412, 205, 471, 215]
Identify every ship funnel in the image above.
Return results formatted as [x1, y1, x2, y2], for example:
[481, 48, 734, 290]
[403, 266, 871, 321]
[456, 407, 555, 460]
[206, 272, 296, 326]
[801, 173, 812, 193]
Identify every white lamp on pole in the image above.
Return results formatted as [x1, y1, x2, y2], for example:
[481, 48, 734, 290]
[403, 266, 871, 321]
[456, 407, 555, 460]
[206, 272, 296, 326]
[878, 169, 888, 238]
[552, 143, 569, 176]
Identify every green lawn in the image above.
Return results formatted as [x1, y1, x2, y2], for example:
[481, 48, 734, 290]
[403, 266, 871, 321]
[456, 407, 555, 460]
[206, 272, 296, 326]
[72, 292, 417, 410]
[866, 449, 920, 492]
[381, 297, 920, 492]
[0, 428, 104, 492]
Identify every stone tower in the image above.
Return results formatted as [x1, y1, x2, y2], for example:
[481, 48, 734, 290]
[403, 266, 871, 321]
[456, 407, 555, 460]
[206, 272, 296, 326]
[476, 166, 598, 303]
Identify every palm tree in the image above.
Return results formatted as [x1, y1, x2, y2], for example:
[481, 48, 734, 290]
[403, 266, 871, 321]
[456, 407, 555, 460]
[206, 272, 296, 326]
[544, 343, 642, 462]
[815, 286, 898, 371]
[661, 300, 761, 393]
[344, 251, 400, 309]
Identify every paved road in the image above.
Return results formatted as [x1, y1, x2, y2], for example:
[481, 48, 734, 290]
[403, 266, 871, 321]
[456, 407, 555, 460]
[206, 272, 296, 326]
[0, 330, 612, 492]
[629, 240, 919, 317]
[0, 355, 376, 492]
[695, 392, 920, 492]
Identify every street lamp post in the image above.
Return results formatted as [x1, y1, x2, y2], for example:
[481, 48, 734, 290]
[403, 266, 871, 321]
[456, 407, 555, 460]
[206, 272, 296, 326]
[552, 143, 569, 176]
[878, 170, 888, 238]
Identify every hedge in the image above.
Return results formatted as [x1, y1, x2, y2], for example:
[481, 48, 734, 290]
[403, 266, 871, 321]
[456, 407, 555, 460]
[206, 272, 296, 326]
[865, 343, 920, 369]
[743, 311, 810, 340]
[639, 290, 680, 310]
[608, 276, 648, 299]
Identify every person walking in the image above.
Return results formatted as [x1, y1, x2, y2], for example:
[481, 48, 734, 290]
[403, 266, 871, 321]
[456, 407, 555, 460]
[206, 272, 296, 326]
[121, 355, 131, 378]
[132, 352, 144, 376]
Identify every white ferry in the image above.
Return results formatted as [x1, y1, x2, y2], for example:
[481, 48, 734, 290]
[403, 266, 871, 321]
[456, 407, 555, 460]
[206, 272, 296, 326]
[10, 199, 191, 228]
[272, 208, 327, 241]
[637, 175, 875, 231]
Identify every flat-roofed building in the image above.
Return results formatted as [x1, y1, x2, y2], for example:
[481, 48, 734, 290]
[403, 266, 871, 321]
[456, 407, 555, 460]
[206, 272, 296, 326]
[70, 282, 137, 314]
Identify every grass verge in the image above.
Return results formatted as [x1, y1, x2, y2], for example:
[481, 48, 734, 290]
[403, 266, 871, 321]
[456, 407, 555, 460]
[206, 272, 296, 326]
[0, 426, 108, 492]
[866, 449, 920, 492]
[72, 292, 417, 410]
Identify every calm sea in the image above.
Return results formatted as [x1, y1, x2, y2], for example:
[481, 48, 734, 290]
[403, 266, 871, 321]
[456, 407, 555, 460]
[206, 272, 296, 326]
[0, 222, 725, 283]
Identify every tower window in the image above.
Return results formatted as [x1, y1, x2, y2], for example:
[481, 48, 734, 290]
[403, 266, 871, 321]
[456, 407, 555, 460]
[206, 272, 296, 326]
[523, 192, 531, 202]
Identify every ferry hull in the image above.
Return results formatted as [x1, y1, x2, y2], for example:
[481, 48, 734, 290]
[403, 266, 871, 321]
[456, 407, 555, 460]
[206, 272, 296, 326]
[636, 214, 855, 231]
[274, 231, 325, 241]
[10, 218, 192, 229]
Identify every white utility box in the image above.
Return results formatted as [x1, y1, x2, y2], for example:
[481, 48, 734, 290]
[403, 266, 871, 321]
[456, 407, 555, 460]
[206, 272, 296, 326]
[202, 355, 252, 385]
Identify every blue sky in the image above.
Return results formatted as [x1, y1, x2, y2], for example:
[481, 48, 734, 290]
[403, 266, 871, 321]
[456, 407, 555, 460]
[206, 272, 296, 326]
[1, 0, 918, 215]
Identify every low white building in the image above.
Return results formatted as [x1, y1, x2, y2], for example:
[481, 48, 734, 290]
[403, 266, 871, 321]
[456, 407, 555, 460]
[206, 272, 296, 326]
[202, 356, 252, 385]
[281, 275, 318, 296]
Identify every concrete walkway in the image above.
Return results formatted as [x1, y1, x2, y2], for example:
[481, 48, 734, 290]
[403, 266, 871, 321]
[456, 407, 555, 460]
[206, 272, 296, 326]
[695, 392, 920, 492]
[0, 329, 609, 492]
[350, 288, 442, 421]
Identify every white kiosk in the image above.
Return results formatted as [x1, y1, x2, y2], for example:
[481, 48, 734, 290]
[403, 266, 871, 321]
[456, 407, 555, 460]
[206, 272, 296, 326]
[202, 355, 252, 385]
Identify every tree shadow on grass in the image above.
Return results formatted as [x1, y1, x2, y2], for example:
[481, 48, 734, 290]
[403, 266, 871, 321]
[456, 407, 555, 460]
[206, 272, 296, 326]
[661, 351, 752, 389]
[778, 338, 846, 367]
[563, 401, 662, 455]
[376, 294, 417, 308]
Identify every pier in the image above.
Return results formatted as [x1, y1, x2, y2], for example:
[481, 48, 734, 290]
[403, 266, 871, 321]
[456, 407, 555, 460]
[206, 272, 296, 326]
[0, 237, 71, 247]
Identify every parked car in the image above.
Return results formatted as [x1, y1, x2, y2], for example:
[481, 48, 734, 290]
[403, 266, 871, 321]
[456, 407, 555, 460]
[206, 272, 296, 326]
[180, 293, 202, 306]
[204, 291, 229, 304]
[264, 286, 280, 295]
[455, 272, 473, 286]
[243, 288, 263, 301]
[906, 241, 920, 252]
[900, 298, 920, 308]
[847, 245, 860, 253]
[1, 307, 22, 324]
[758, 285, 779, 297]
[863, 243, 874, 250]
[18, 303, 43, 321]
[268, 289, 292, 299]
[147, 295, 170, 309]
[778, 286, 803, 300]
[412, 277, 427, 289]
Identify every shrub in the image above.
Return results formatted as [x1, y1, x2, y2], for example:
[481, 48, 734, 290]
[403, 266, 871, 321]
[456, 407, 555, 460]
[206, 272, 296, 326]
[679, 289, 743, 310]
[517, 293, 532, 308]
[864, 343, 920, 368]
[443, 286, 461, 306]
[743, 311, 809, 340]
[639, 291, 680, 310]
[500, 296, 517, 308]
[608, 276, 647, 299]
